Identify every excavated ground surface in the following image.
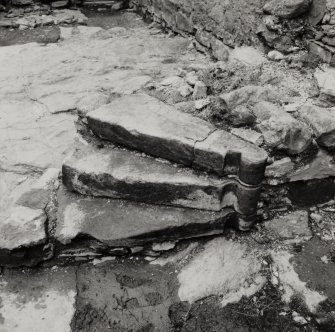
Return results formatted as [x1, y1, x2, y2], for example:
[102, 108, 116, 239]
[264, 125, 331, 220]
[1, 6, 335, 331]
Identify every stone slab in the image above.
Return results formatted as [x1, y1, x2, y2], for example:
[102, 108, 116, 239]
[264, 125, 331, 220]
[55, 186, 237, 246]
[87, 94, 267, 185]
[315, 67, 335, 98]
[0, 267, 76, 332]
[62, 146, 260, 216]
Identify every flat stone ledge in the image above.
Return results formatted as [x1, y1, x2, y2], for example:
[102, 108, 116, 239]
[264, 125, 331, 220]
[55, 186, 239, 247]
[86, 94, 267, 185]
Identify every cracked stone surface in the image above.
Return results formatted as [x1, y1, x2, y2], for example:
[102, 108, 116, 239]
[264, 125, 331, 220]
[87, 94, 268, 185]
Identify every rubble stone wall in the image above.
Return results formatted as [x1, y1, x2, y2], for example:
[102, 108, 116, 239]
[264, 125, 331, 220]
[130, 0, 335, 65]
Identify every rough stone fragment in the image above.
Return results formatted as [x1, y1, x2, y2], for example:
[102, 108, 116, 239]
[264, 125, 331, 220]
[178, 237, 266, 306]
[62, 146, 261, 215]
[185, 71, 199, 86]
[195, 98, 210, 110]
[55, 186, 236, 246]
[289, 150, 335, 182]
[308, 0, 327, 25]
[263, 0, 312, 18]
[220, 85, 280, 110]
[298, 103, 335, 148]
[230, 46, 265, 65]
[308, 41, 332, 64]
[0, 206, 46, 251]
[314, 67, 335, 98]
[211, 38, 230, 61]
[178, 84, 193, 97]
[87, 94, 268, 185]
[264, 211, 312, 241]
[265, 157, 294, 179]
[253, 101, 312, 154]
[231, 128, 264, 146]
[192, 81, 207, 100]
[226, 105, 256, 127]
[268, 50, 285, 61]
[0, 267, 76, 332]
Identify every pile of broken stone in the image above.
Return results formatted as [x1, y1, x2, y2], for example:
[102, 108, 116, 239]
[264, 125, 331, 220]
[260, 0, 335, 66]
[0, 2, 87, 30]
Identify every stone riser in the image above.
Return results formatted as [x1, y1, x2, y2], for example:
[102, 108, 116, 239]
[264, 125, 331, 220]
[62, 146, 261, 216]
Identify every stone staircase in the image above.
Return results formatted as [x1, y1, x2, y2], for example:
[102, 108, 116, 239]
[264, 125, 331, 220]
[58, 94, 268, 250]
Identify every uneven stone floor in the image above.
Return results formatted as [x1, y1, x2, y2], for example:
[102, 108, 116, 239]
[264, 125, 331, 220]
[1, 8, 335, 331]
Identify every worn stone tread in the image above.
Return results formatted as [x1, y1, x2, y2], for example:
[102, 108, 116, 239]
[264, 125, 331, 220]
[55, 186, 239, 246]
[86, 94, 267, 185]
[62, 145, 260, 216]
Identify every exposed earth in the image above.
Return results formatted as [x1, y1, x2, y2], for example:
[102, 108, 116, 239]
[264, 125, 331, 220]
[1, 2, 335, 331]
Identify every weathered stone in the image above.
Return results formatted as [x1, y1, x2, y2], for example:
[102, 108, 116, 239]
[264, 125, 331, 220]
[226, 105, 256, 127]
[195, 98, 210, 110]
[220, 85, 280, 110]
[265, 157, 294, 179]
[231, 128, 264, 146]
[268, 50, 285, 61]
[193, 130, 268, 185]
[298, 103, 335, 148]
[87, 94, 268, 185]
[185, 71, 199, 86]
[192, 81, 207, 100]
[178, 84, 193, 97]
[263, 0, 312, 18]
[51, 0, 68, 8]
[264, 211, 312, 241]
[308, 41, 333, 64]
[230, 47, 266, 66]
[0, 267, 76, 332]
[55, 186, 238, 246]
[211, 38, 229, 61]
[62, 145, 261, 215]
[12, 0, 33, 5]
[315, 67, 335, 98]
[253, 101, 312, 154]
[289, 150, 335, 182]
[308, 0, 327, 25]
[178, 237, 266, 305]
[76, 92, 110, 117]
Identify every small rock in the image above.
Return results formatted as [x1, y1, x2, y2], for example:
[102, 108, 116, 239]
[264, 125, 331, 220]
[211, 38, 229, 61]
[298, 103, 335, 148]
[178, 84, 193, 97]
[264, 211, 312, 241]
[292, 311, 308, 325]
[195, 98, 211, 110]
[310, 212, 322, 223]
[268, 50, 285, 61]
[152, 241, 176, 251]
[320, 255, 329, 264]
[76, 92, 110, 117]
[160, 76, 183, 86]
[192, 81, 207, 100]
[263, 0, 312, 19]
[314, 67, 335, 98]
[231, 128, 264, 146]
[185, 71, 199, 86]
[265, 157, 294, 178]
[51, 1, 68, 9]
[226, 105, 256, 127]
[220, 85, 280, 110]
[253, 101, 312, 154]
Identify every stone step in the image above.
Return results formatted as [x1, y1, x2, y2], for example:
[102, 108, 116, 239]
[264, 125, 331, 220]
[62, 145, 260, 217]
[86, 94, 268, 186]
[55, 185, 248, 248]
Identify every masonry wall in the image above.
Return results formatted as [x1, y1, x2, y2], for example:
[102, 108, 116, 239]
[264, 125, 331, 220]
[130, 0, 335, 66]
